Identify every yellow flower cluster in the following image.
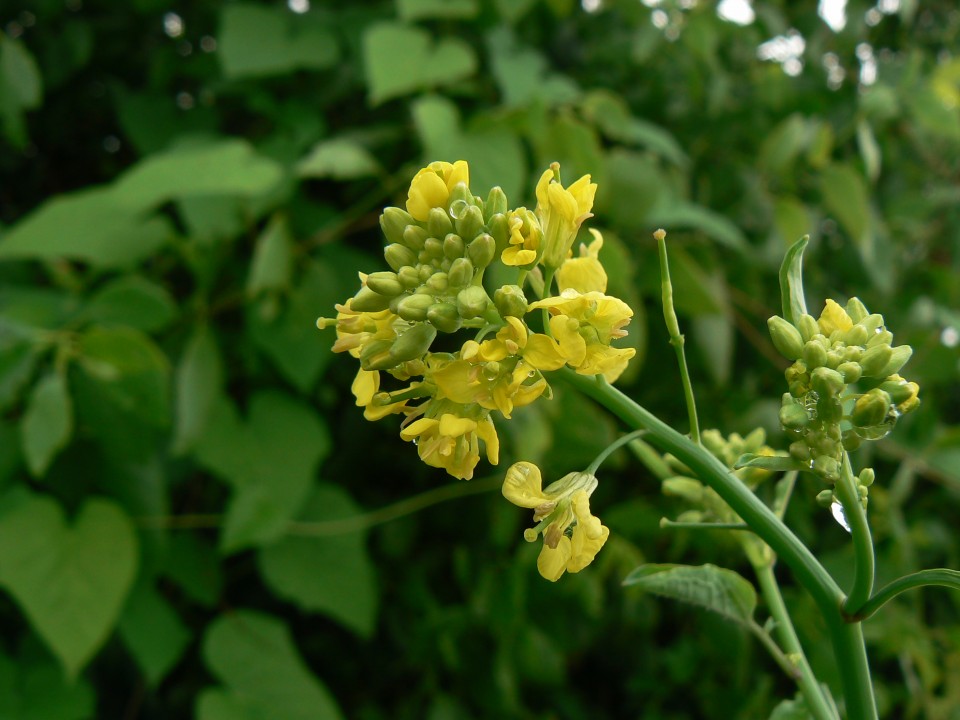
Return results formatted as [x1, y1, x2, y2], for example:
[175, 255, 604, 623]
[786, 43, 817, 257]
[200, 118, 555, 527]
[318, 160, 636, 488]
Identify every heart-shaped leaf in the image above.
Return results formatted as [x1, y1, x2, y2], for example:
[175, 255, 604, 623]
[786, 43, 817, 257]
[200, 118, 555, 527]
[0, 491, 138, 677]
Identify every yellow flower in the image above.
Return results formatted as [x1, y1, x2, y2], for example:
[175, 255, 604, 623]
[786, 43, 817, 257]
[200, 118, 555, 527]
[405, 160, 470, 222]
[350, 369, 409, 421]
[400, 411, 499, 480]
[556, 229, 608, 293]
[501, 208, 542, 267]
[529, 290, 636, 382]
[536, 163, 597, 271]
[319, 300, 398, 359]
[817, 299, 853, 337]
[502, 461, 609, 581]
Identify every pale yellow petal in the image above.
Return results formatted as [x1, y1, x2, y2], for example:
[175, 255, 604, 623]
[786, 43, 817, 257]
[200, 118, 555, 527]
[406, 170, 449, 221]
[476, 416, 500, 465]
[400, 417, 437, 441]
[351, 369, 378, 407]
[566, 523, 608, 573]
[523, 334, 567, 371]
[438, 413, 477, 437]
[502, 461, 549, 508]
[537, 537, 573, 582]
[550, 315, 588, 366]
[818, 298, 853, 336]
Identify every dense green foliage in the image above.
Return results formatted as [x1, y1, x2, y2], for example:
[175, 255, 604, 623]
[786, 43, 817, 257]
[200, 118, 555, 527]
[1, 0, 958, 717]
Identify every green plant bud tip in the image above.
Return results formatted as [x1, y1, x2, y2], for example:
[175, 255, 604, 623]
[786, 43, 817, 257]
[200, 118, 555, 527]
[427, 207, 454, 239]
[443, 233, 465, 260]
[879, 376, 918, 405]
[390, 323, 437, 363]
[423, 237, 444, 259]
[813, 455, 840, 482]
[360, 339, 396, 371]
[867, 329, 893, 348]
[842, 430, 863, 452]
[779, 400, 810, 430]
[427, 302, 462, 333]
[351, 286, 392, 312]
[448, 182, 472, 208]
[802, 340, 828, 369]
[425, 272, 449, 293]
[843, 323, 869, 347]
[859, 344, 893, 377]
[877, 344, 913, 378]
[380, 207, 414, 245]
[403, 225, 429, 250]
[789, 441, 811, 462]
[468, 234, 497, 269]
[836, 361, 862, 383]
[454, 205, 484, 241]
[816, 395, 844, 425]
[861, 313, 885, 334]
[852, 389, 891, 428]
[398, 266, 420, 289]
[797, 314, 820, 342]
[768, 316, 804, 360]
[397, 293, 435, 321]
[384, 243, 418, 272]
[858, 468, 875, 487]
[488, 213, 510, 254]
[485, 186, 508, 219]
[457, 286, 489, 320]
[447, 257, 474, 288]
[494, 284, 529, 318]
[845, 297, 870, 323]
[365, 271, 404, 297]
[815, 489, 835, 507]
[811, 366, 845, 396]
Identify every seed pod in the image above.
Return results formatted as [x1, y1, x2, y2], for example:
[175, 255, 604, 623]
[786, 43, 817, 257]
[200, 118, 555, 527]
[485, 186, 508, 219]
[427, 302, 462, 333]
[389, 322, 437, 363]
[812, 455, 840, 482]
[427, 207, 453, 239]
[876, 344, 913, 378]
[768, 316, 804, 360]
[468, 233, 496, 269]
[494, 284, 528, 318]
[859, 344, 893, 377]
[443, 233, 465, 260]
[447, 257, 474, 288]
[845, 297, 870, 323]
[397, 293, 435, 322]
[365, 271, 404, 297]
[802, 339, 828, 369]
[852, 389, 892, 428]
[380, 207, 414, 245]
[797, 313, 820, 342]
[454, 204, 484, 241]
[403, 225, 429, 250]
[351, 286, 392, 312]
[837, 361, 862, 383]
[457, 286, 489, 320]
[384, 243, 418, 272]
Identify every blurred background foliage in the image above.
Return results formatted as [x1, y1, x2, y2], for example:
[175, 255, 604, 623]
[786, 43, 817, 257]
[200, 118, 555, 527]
[0, 0, 959, 717]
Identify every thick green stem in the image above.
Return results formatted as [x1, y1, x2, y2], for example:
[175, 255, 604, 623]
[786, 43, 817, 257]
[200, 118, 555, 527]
[560, 371, 877, 719]
[834, 453, 875, 614]
[847, 569, 960, 621]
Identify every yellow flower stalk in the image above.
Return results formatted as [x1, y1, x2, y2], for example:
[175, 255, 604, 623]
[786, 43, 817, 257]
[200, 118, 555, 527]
[502, 461, 609, 581]
[405, 160, 470, 222]
[536, 163, 597, 272]
[556, 229, 608, 293]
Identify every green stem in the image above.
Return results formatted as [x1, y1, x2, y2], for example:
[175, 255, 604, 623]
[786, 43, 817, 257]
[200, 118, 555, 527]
[846, 569, 960, 621]
[587, 430, 647, 474]
[560, 370, 877, 719]
[628, 437, 674, 481]
[754, 562, 838, 720]
[746, 618, 805, 684]
[660, 519, 749, 530]
[655, 229, 700, 444]
[834, 453, 875, 614]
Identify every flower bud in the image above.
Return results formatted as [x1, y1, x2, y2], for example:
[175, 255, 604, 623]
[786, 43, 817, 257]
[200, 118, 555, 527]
[418, 265, 433, 283]
[842, 323, 868, 347]
[384, 243, 418, 272]
[867, 329, 893, 348]
[817, 395, 844, 425]
[447, 258, 474, 288]
[837, 361, 862, 383]
[768, 316, 804, 360]
[397, 266, 420, 289]
[403, 225, 429, 250]
[852, 389, 892, 428]
[845, 297, 870, 323]
[842, 430, 863, 451]
[789, 441, 811, 462]
[443, 233, 465, 260]
[802, 340, 828, 369]
[380, 207, 415, 245]
[493, 284, 528, 318]
[797, 314, 820, 342]
[427, 302, 462, 333]
[859, 344, 893, 377]
[879, 376, 918, 405]
[816, 489, 835, 507]
[488, 213, 510, 254]
[861, 314, 885, 334]
[811, 366, 845, 396]
[485, 186, 508, 219]
[390, 322, 437, 363]
[454, 204, 484, 241]
[360, 339, 395, 371]
[876, 344, 913, 378]
[425, 272, 448, 293]
[351, 286, 392, 312]
[397, 293, 435, 322]
[422, 237, 443, 260]
[779, 396, 810, 430]
[457, 286, 489, 320]
[468, 233, 496, 269]
[365, 271, 404, 297]
[898, 395, 920, 414]
[813, 455, 840, 482]
[447, 182, 472, 209]
[427, 207, 453, 239]
[858, 467, 875, 487]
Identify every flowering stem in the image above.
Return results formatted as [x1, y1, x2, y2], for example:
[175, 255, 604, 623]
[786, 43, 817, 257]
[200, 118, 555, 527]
[559, 370, 877, 719]
[586, 430, 647, 474]
[834, 452, 875, 614]
[845, 568, 960, 621]
[654, 229, 700, 445]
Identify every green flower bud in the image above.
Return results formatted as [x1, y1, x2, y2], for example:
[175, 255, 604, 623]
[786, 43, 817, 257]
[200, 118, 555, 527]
[789, 441, 811, 462]
[447, 258, 474, 288]
[427, 302, 462, 333]
[384, 243, 418, 272]
[397, 293, 435, 322]
[842, 429, 863, 452]
[360, 339, 395, 371]
[858, 468, 875, 487]
[825, 350, 842, 369]
[898, 395, 920, 414]
[457, 286, 489, 320]
[468, 233, 496, 269]
[876, 344, 913, 377]
[448, 181, 472, 208]
[488, 213, 510, 254]
[768, 316, 804, 360]
[852, 389, 892, 428]
[397, 266, 420, 289]
[859, 344, 893, 377]
[365, 271, 404, 297]
[485, 186, 508, 219]
[879, 376, 918, 405]
[443, 233, 465, 260]
[867, 329, 893, 348]
[779, 396, 810, 430]
[842, 323, 868, 347]
[816, 489, 835, 507]
[454, 205, 484, 241]
[390, 322, 437, 363]
[493, 284, 528, 318]
[842, 345, 863, 363]
[817, 395, 844, 425]
[423, 237, 444, 260]
[811, 366, 845, 396]
[418, 265, 433, 283]
[861, 314, 885, 334]
[427, 207, 454, 239]
[837, 361, 862, 383]
[403, 225, 429, 251]
[797, 313, 820, 342]
[380, 207, 415, 245]
[426, 272, 448, 293]
[351, 286, 392, 312]
[802, 340, 828, 369]
[813, 455, 840, 482]
[742, 427, 767, 453]
[785, 361, 810, 397]
[845, 297, 869, 323]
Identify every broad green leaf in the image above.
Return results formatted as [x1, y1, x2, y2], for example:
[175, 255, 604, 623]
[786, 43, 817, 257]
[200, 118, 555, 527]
[246, 214, 294, 296]
[0, 492, 138, 677]
[623, 563, 757, 626]
[0, 420, 21, 491]
[666, 247, 725, 316]
[0, 35, 43, 147]
[397, 0, 478, 21]
[819, 163, 870, 247]
[759, 114, 808, 175]
[692, 313, 734, 386]
[534, 113, 605, 190]
[487, 28, 579, 109]
[769, 692, 815, 720]
[601, 149, 663, 229]
[20, 372, 73, 478]
[118, 579, 191, 686]
[772, 196, 810, 251]
[296, 138, 380, 180]
[258, 485, 378, 637]
[778, 235, 808, 325]
[194, 391, 330, 552]
[0, 286, 79, 330]
[364, 23, 477, 105]
[172, 325, 223, 455]
[161, 533, 223, 608]
[82, 275, 177, 332]
[78, 326, 170, 426]
[0, 652, 94, 720]
[856, 119, 881, 183]
[198, 611, 343, 720]
[218, 4, 338, 79]
[734, 453, 806, 473]
[581, 90, 688, 167]
[177, 194, 246, 245]
[494, 0, 539, 22]
[0, 339, 38, 411]
[647, 201, 749, 253]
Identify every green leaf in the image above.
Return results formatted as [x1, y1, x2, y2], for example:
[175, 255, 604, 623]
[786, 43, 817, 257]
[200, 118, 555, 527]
[246, 214, 294, 296]
[487, 28, 579, 109]
[0, 492, 138, 677]
[194, 392, 330, 552]
[78, 326, 171, 426]
[218, 4, 338, 79]
[601, 149, 663, 230]
[819, 163, 870, 246]
[778, 235, 808, 326]
[258, 485, 378, 637]
[0, 338, 38, 411]
[647, 201, 749, 253]
[82, 275, 177, 332]
[581, 90, 688, 167]
[172, 325, 223, 455]
[734, 453, 807, 473]
[161, 533, 223, 608]
[397, 0, 478, 21]
[0, 651, 95, 720]
[296, 138, 380, 180]
[118, 579, 191, 686]
[772, 196, 810, 251]
[20, 372, 73, 478]
[198, 611, 343, 720]
[623, 563, 757, 626]
[364, 23, 477, 105]
[0, 35, 43, 147]
[769, 692, 815, 720]
[856, 119, 881, 183]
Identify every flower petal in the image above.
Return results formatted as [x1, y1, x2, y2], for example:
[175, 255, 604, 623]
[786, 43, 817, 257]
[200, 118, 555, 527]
[502, 461, 549, 508]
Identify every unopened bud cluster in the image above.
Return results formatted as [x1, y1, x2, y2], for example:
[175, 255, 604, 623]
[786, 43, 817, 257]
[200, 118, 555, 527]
[768, 298, 919, 487]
